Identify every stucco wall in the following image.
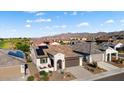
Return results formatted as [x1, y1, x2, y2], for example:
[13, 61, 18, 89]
[91, 53, 104, 62]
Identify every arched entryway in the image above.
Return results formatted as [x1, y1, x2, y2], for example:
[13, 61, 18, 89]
[57, 59, 62, 70]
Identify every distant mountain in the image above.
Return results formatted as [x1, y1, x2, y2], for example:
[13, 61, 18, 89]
[36, 31, 124, 40]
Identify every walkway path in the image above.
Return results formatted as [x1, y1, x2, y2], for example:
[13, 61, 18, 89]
[66, 66, 93, 80]
[97, 62, 119, 71]
[83, 68, 124, 81]
[28, 63, 39, 76]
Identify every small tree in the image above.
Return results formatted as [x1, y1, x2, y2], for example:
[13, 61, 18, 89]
[59, 40, 65, 45]
[27, 75, 34, 81]
[92, 61, 98, 68]
[16, 43, 30, 52]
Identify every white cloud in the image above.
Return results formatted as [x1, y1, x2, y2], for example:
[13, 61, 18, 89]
[26, 20, 32, 23]
[53, 25, 67, 29]
[10, 29, 17, 32]
[35, 18, 51, 23]
[77, 22, 89, 27]
[64, 12, 68, 15]
[71, 11, 77, 15]
[24, 11, 39, 14]
[100, 24, 104, 26]
[105, 19, 115, 24]
[45, 26, 52, 30]
[26, 18, 51, 23]
[25, 24, 31, 28]
[120, 19, 124, 23]
[36, 12, 45, 16]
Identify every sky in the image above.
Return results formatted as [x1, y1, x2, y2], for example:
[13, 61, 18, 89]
[0, 11, 124, 38]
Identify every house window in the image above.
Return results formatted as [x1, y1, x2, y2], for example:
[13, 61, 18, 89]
[40, 58, 47, 64]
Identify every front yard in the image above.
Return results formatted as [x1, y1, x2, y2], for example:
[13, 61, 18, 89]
[83, 62, 106, 74]
[109, 57, 124, 68]
[27, 70, 76, 81]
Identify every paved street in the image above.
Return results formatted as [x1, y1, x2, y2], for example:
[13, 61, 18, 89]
[96, 72, 124, 81]
[65, 66, 93, 80]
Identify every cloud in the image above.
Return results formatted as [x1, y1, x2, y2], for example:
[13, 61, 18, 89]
[105, 19, 115, 24]
[64, 12, 68, 15]
[26, 18, 51, 23]
[24, 11, 39, 14]
[25, 24, 31, 28]
[36, 12, 45, 16]
[26, 20, 32, 23]
[53, 25, 67, 29]
[10, 29, 17, 32]
[77, 22, 89, 27]
[35, 18, 51, 23]
[100, 24, 104, 26]
[120, 19, 124, 23]
[71, 11, 77, 15]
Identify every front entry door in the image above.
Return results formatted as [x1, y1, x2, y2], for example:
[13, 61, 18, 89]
[57, 60, 62, 70]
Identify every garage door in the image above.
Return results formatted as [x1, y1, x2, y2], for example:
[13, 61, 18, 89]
[65, 57, 79, 67]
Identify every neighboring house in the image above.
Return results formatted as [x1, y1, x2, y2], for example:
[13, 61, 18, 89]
[99, 42, 118, 62]
[71, 42, 104, 63]
[99, 42, 124, 50]
[114, 43, 124, 50]
[51, 42, 60, 45]
[30, 42, 118, 72]
[0, 49, 26, 80]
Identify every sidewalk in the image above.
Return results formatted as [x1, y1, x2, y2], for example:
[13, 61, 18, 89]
[74, 67, 124, 81]
[28, 63, 39, 76]
[97, 62, 118, 71]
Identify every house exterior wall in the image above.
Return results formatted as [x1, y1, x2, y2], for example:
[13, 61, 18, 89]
[91, 53, 104, 62]
[54, 53, 65, 71]
[105, 47, 118, 62]
[114, 43, 123, 50]
[36, 58, 51, 70]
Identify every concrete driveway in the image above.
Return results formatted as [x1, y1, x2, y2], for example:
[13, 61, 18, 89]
[97, 62, 119, 71]
[65, 66, 93, 80]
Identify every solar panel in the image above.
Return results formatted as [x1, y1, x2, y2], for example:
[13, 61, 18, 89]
[38, 45, 48, 49]
[36, 49, 45, 56]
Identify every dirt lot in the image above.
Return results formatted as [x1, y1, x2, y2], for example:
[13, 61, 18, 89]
[0, 65, 23, 80]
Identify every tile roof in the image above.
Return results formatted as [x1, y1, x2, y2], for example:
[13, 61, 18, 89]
[34, 45, 81, 58]
[98, 42, 115, 50]
[46, 45, 80, 57]
[71, 42, 103, 55]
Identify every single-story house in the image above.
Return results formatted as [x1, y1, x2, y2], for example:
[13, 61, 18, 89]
[30, 42, 118, 72]
[99, 42, 124, 50]
[31, 45, 81, 72]
[0, 49, 26, 80]
[98, 42, 118, 62]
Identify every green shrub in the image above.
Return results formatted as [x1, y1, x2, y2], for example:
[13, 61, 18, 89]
[92, 61, 98, 68]
[88, 61, 98, 68]
[41, 76, 49, 81]
[39, 71, 48, 76]
[27, 75, 34, 81]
